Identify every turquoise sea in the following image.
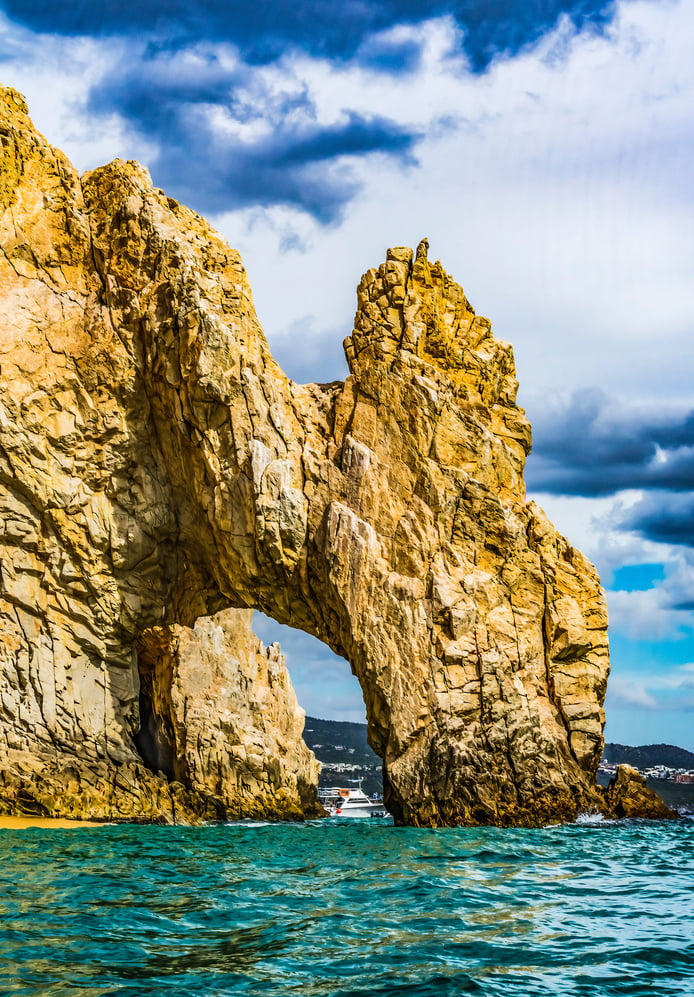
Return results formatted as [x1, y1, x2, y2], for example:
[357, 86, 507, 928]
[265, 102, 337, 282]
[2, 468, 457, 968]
[1, 817, 692, 996]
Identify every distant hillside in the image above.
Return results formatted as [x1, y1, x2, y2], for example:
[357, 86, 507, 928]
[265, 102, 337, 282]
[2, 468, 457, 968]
[303, 716, 381, 795]
[603, 742, 694, 769]
[303, 716, 377, 767]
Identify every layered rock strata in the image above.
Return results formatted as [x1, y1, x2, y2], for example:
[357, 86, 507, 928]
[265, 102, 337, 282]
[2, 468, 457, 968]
[0, 88, 671, 825]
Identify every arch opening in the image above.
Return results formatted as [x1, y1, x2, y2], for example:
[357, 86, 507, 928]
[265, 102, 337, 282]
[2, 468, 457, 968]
[130, 608, 346, 820]
[252, 612, 383, 799]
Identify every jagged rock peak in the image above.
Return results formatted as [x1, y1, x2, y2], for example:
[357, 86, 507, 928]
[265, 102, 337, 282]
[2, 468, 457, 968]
[0, 87, 672, 825]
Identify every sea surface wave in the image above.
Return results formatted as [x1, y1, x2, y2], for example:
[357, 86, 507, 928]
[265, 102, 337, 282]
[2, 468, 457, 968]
[1, 817, 692, 996]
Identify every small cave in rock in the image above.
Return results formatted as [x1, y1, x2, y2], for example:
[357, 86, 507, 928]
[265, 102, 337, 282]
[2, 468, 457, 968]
[133, 632, 178, 782]
[134, 670, 176, 781]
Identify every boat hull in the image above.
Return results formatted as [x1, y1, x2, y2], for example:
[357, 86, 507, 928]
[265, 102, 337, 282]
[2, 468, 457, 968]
[327, 804, 388, 818]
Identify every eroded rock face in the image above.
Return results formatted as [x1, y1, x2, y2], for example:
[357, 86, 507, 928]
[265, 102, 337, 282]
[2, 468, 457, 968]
[0, 607, 320, 823]
[604, 765, 677, 820]
[0, 89, 320, 822]
[0, 87, 664, 825]
[136, 609, 322, 820]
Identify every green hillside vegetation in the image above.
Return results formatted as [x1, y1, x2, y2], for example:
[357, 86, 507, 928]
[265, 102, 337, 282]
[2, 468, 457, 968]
[303, 716, 381, 795]
[303, 716, 377, 766]
[603, 742, 694, 769]
[304, 724, 694, 772]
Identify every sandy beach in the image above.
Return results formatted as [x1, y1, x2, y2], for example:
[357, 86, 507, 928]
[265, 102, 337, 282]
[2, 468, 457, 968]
[0, 816, 105, 829]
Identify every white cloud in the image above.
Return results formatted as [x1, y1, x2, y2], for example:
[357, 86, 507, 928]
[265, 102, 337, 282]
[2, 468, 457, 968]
[606, 588, 687, 640]
[606, 660, 694, 716]
[0, 15, 155, 169]
[214, 0, 694, 413]
[527, 490, 694, 643]
[525, 491, 643, 566]
[3, 2, 693, 400]
[605, 550, 694, 639]
[606, 675, 659, 710]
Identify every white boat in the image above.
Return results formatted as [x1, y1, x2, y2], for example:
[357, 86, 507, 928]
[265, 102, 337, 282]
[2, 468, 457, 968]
[318, 781, 388, 818]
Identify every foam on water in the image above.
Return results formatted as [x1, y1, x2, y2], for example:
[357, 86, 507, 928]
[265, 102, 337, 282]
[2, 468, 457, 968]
[1, 817, 692, 996]
[574, 811, 616, 825]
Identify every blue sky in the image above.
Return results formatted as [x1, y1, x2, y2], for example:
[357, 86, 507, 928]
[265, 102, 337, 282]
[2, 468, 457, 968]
[2, 0, 693, 747]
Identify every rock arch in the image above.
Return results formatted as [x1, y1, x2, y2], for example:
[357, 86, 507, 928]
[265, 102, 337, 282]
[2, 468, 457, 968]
[0, 88, 617, 825]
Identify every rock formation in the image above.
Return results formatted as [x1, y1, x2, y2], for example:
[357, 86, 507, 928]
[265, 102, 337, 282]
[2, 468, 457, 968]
[0, 88, 320, 822]
[0, 87, 672, 825]
[135, 609, 320, 820]
[604, 765, 676, 821]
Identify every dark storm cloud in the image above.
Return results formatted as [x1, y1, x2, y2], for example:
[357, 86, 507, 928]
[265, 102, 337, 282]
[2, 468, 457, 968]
[354, 34, 423, 75]
[526, 389, 694, 498]
[0, 0, 621, 73]
[86, 52, 420, 221]
[625, 493, 694, 550]
[0, 0, 626, 221]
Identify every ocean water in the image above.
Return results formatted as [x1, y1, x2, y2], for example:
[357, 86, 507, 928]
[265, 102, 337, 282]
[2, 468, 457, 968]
[1, 817, 692, 996]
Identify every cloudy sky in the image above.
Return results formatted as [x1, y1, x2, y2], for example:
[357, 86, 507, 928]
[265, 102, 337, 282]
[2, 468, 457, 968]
[2, 0, 693, 747]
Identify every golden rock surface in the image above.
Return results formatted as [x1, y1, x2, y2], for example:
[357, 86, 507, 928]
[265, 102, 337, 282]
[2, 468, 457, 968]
[604, 764, 677, 821]
[0, 88, 668, 825]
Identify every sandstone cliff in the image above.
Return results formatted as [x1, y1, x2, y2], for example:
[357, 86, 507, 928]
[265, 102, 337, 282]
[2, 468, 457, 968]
[0, 87, 672, 825]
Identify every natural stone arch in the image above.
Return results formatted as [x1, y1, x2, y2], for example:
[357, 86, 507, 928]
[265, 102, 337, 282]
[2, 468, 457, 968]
[0, 88, 621, 825]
